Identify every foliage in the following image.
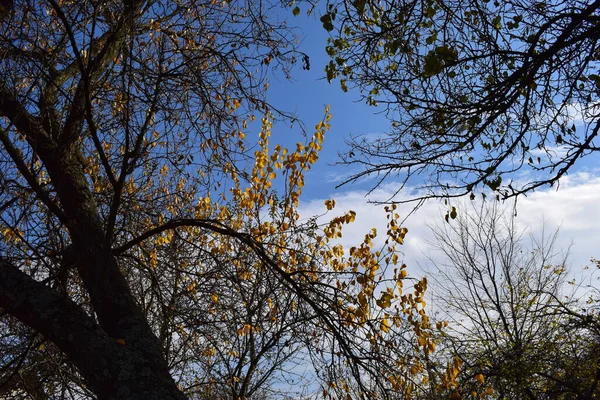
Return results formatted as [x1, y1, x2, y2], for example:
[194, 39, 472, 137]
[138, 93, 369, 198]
[321, 0, 600, 200]
[0, 1, 436, 399]
[426, 202, 600, 400]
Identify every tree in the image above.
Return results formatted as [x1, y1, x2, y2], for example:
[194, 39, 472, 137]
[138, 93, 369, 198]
[113, 210, 316, 399]
[321, 0, 600, 200]
[0, 1, 434, 398]
[426, 202, 600, 399]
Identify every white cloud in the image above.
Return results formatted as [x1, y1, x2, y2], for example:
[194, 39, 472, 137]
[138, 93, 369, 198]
[559, 101, 600, 126]
[300, 172, 600, 280]
[350, 131, 388, 142]
[557, 102, 585, 126]
[297, 184, 450, 277]
[512, 172, 600, 268]
[528, 144, 570, 160]
[528, 101, 600, 128]
[319, 166, 369, 184]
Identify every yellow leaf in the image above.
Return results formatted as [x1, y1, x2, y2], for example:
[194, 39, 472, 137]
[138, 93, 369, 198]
[115, 338, 126, 345]
[324, 199, 336, 210]
[377, 292, 393, 308]
[388, 375, 397, 386]
[347, 210, 356, 222]
[475, 373, 485, 384]
[381, 318, 391, 333]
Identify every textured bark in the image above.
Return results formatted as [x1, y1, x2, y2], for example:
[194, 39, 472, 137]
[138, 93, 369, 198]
[0, 258, 186, 399]
[0, 2, 188, 395]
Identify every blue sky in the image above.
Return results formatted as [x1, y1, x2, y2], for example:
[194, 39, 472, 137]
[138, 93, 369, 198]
[264, 10, 600, 200]
[263, 12, 392, 198]
[258, 9, 600, 283]
[246, 8, 600, 396]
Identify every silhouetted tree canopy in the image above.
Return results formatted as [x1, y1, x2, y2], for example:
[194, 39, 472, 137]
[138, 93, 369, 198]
[0, 1, 433, 399]
[323, 0, 600, 200]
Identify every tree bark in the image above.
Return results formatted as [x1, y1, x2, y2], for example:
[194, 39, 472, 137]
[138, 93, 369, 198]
[0, 47, 187, 400]
[0, 258, 186, 399]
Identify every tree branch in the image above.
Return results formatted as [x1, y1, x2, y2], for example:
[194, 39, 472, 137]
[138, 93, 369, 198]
[0, 256, 186, 399]
[0, 256, 118, 396]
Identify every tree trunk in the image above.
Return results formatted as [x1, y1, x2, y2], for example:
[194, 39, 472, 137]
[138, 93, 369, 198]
[0, 76, 187, 400]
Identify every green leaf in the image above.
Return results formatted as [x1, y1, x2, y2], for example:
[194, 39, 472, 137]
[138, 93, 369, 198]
[320, 13, 334, 32]
[435, 45, 458, 62]
[292, 6, 300, 16]
[325, 61, 336, 82]
[492, 15, 501, 29]
[450, 206, 457, 219]
[422, 45, 458, 77]
[589, 74, 600, 89]
[386, 39, 403, 55]
[423, 52, 444, 77]
[426, 32, 437, 45]
[353, 0, 366, 15]
[340, 79, 348, 92]
[486, 176, 502, 191]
